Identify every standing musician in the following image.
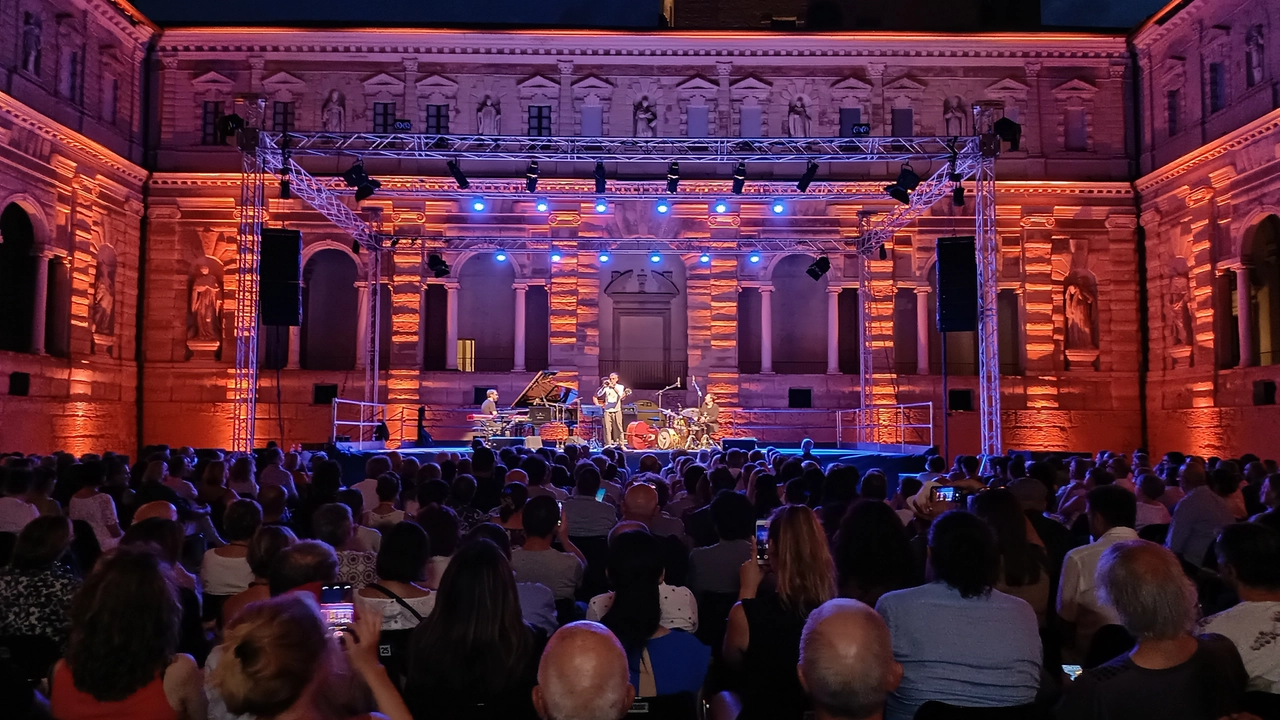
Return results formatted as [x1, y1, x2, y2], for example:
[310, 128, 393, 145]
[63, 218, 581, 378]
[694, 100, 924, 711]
[698, 392, 721, 446]
[595, 373, 630, 446]
[480, 389, 499, 416]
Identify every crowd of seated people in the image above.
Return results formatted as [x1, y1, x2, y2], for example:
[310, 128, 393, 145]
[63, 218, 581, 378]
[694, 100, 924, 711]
[0, 441, 1277, 720]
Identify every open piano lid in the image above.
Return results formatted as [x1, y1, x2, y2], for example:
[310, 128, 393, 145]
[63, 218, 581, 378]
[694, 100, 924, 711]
[510, 370, 578, 408]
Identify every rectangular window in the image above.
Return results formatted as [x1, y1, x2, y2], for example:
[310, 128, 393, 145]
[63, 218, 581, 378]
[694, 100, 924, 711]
[423, 104, 449, 134]
[528, 105, 552, 136]
[686, 105, 709, 137]
[1209, 62, 1227, 113]
[1064, 107, 1088, 151]
[739, 105, 762, 137]
[372, 102, 395, 133]
[1166, 89, 1180, 136]
[997, 289, 1022, 375]
[102, 76, 118, 124]
[272, 101, 295, 133]
[838, 107, 863, 137]
[457, 338, 476, 372]
[580, 105, 603, 136]
[68, 51, 80, 103]
[201, 100, 225, 145]
[890, 108, 913, 137]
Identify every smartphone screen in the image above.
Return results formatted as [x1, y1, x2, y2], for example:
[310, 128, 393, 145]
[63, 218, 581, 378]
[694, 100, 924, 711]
[931, 486, 959, 503]
[595, 488, 606, 502]
[755, 520, 769, 564]
[320, 584, 354, 636]
[1062, 664, 1083, 681]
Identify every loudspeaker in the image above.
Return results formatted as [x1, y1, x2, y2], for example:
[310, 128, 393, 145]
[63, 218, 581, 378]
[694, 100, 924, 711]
[260, 228, 303, 326]
[936, 236, 977, 333]
[8, 372, 30, 396]
[722, 438, 758, 451]
[489, 437, 526, 449]
[948, 389, 975, 412]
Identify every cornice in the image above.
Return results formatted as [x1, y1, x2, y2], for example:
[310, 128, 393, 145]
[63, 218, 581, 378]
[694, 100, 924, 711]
[1136, 108, 1280, 194]
[89, 0, 157, 47]
[0, 94, 148, 186]
[1131, 0, 1199, 49]
[154, 29, 1128, 61]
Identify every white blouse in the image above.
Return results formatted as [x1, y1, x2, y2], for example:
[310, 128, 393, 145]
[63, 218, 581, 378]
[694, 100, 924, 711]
[586, 582, 698, 632]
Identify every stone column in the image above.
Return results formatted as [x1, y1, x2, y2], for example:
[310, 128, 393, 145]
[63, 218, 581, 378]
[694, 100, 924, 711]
[403, 58, 418, 127]
[445, 283, 459, 370]
[354, 281, 369, 369]
[826, 286, 840, 374]
[287, 326, 302, 369]
[557, 60, 574, 136]
[760, 285, 774, 374]
[915, 286, 931, 375]
[31, 252, 52, 355]
[716, 61, 733, 136]
[1237, 266, 1254, 367]
[513, 282, 528, 372]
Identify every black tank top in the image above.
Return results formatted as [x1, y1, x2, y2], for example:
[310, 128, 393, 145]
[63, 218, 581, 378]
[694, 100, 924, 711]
[739, 592, 812, 720]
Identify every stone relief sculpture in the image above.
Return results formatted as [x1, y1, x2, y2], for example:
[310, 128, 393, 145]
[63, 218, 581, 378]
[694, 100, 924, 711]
[943, 96, 966, 135]
[787, 95, 812, 137]
[321, 90, 346, 132]
[477, 94, 502, 135]
[91, 258, 115, 335]
[1166, 259, 1193, 347]
[1064, 278, 1097, 349]
[190, 265, 222, 341]
[634, 97, 657, 137]
[22, 12, 42, 75]
[1246, 26, 1265, 87]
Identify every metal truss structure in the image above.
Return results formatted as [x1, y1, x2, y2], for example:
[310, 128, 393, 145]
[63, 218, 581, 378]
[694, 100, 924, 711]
[235, 129, 1003, 456]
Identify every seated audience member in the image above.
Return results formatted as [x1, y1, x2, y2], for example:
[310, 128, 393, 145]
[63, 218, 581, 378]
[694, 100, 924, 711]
[0, 467, 42, 534]
[405, 538, 547, 719]
[1135, 472, 1173, 530]
[445, 474, 489, 533]
[257, 446, 298, 501]
[511, 496, 586, 602]
[336, 488, 382, 553]
[161, 459, 199, 502]
[358, 521, 436, 630]
[67, 464, 121, 551]
[752, 473, 783, 520]
[417, 504, 460, 590]
[0, 516, 79, 649]
[221, 525, 297, 625]
[725, 505, 836, 720]
[562, 464, 619, 538]
[197, 460, 239, 532]
[226, 456, 259, 498]
[118, 518, 207, 662]
[533, 621, 634, 720]
[1251, 473, 1279, 523]
[833, 500, 920, 607]
[799, 599, 903, 720]
[313, 503, 378, 588]
[211, 593, 411, 720]
[268, 539, 339, 597]
[525, 457, 566, 501]
[917, 455, 946, 484]
[875, 511, 1041, 720]
[587, 528, 698, 633]
[972, 489, 1052, 628]
[858, 471, 889, 503]
[1058, 484, 1139, 661]
[602, 530, 711, 697]
[818, 464, 861, 537]
[27, 465, 62, 517]
[202, 499, 262, 597]
[621, 481, 685, 539]
[51, 545, 206, 720]
[1057, 540, 1248, 719]
[353, 455, 392, 513]
[468, 523, 558, 635]
[363, 474, 406, 530]
[688, 490, 755, 598]
[1167, 461, 1236, 567]
[495, 482, 530, 547]
[257, 483, 291, 529]
[1198, 522, 1280, 693]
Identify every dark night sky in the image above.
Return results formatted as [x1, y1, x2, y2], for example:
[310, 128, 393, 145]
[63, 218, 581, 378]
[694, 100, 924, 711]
[130, 0, 1168, 29]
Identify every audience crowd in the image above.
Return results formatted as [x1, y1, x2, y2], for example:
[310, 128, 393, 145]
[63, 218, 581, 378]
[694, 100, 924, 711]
[0, 440, 1278, 720]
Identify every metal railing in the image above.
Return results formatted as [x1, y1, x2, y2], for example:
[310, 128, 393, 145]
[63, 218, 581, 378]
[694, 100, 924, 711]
[331, 399, 409, 448]
[836, 402, 934, 452]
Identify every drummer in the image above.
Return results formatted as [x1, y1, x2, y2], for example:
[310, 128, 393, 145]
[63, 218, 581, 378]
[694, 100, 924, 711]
[699, 393, 721, 444]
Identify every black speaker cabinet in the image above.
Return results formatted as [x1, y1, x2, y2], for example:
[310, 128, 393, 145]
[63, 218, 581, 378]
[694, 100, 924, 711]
[260, 228, 303, 326]
[936, 236, 978, 333]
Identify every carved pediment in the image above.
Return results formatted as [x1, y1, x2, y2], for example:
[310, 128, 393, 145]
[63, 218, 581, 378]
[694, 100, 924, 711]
[1052, 78, 1098, 98]
[603, 269, 680, 298]
[363, 73, 405, 93]
[985, 77, 1030, 98]
[884, 76, 926, 94]
[573, 75, 614, 91]
[831, 76, 872, 93]
[677, 75, 720, 94]
[192, 71, 234, 88]
[519, 75, 561, 94]
[416, 74, 458, 92]
[263, 71, 305, 91]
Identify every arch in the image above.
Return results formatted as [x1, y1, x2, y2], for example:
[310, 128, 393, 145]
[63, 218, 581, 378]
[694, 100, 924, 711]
[1245, 214, 1280, 365]
[770, 253, 828, 374]
[0, 203, 38, 352]
[599, 257, 688, 388]
[1237, 206, 1280, 260]
[302, 238, 362, 272]
[301, 248, 359, 370]
[0, 192, 53, 253]
[451, 249, 525, 280]
[457, 252, 517, 372]
[763, 251, 816, 279]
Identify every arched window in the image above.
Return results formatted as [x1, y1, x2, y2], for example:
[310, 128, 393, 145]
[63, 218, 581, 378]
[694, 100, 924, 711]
[1247, 214, 1280, 366]
[457, 254, 515, 372]
[301, 249, 359, 370]
[772, 254, 828, 374]
[0, 204, 38, 353]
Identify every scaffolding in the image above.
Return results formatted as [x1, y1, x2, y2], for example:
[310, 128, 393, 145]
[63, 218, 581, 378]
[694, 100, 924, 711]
[232, 127, 1003, 456]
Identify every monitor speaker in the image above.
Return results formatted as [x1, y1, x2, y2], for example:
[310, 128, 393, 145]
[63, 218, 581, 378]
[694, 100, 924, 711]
[260, 228, 303, 326]
[936, 236, 977, 333]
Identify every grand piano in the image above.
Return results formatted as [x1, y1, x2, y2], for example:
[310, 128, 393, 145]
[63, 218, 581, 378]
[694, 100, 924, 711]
[510, 370, 580, 425]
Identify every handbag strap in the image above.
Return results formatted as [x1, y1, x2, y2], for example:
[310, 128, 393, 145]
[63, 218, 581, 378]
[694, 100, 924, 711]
[365, 583, 425, 622]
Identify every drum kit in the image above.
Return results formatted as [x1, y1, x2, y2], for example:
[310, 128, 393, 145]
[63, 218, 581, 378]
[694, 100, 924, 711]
[626, 406, 714, 451]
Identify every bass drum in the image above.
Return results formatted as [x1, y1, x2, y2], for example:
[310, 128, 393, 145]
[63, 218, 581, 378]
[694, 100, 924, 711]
[627, 421, 654, 450]
[656, 427, 682, 450]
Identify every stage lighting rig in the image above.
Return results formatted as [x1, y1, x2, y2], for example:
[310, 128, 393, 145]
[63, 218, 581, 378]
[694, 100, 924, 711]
[797, 160, 819, 192]
[993, 117, 1022, 152]
[666, 161, 680, 193]
[594, 161, 607, 194]
[732, 161, 747, 195]
[884, 163, 920, 205]
[447, 159, 470, 189]
[525, 161, 540, 193]
[427, 253, 451, 278]
[340, 161, 381, 202]
[806, 256, 831, 280]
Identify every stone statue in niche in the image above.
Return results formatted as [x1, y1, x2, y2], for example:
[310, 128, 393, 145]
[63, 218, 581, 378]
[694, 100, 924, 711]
[190, 265, 222, 341]
[21, 12, 41, 75]
[1246, 26, 1265, 87]
[787, 95, 812, 137]
[634, 97, 657, 137]
[1064, 279, 1097, 349]
[943, 96, 966, 135]
[321, 90, 346, 132]
[1166, 261, 1193, 347]
[91, 259, 115, 335]
[477, 94, 502, 135]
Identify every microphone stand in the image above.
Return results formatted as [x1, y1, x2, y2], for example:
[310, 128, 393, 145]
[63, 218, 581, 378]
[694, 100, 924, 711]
[656, 378, 681, 424]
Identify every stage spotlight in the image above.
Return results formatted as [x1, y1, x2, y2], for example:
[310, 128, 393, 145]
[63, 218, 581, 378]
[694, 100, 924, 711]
[770, 199, 785, 215]
[535, 198, 550, 212]
[666, 161, 680, 193]
[884, 163, 920, 205]
[427, 253, 451, 278]
[447, 159, 470, 189]
[699, 251, 711, 264]
[879, 244, 888, 261]
[351, 239, 361, 255]
[993, 117, 1022, 152]
[496, 252, 507, 262]
[650, 250, 662, 263]
[279, 177, 291, 200]
[797, 160, 819, 192]
[656, 199, 671, 214]
[713, 200, 729, 214]
[525, 161, 540, 193]
[550, 247, 563, 263]
[953, 185, 966, 207]
[594, 198, 608, 213]
[732, 161, 747, 195]
[341, 161, 381, 201]
[598, 251, 611, 263]
[806, 255, 831, 281]
[594, 160, 607, 194]
[471, 197, 487, 212]
[748, 251, 761, 264]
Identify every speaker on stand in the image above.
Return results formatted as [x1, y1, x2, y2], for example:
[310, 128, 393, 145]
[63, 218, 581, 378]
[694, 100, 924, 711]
[935, 236, 977, 461]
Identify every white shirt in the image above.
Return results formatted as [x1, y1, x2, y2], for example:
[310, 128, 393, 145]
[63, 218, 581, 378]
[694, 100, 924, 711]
[1135, 500, 1171, 530]
[259, 464, 298, 499]
[1198, 600, 1280, 693]
[586, 582, 698, 632]
[0, 497, 39, 533]
[352, 478, 380, 514]
[201, 549, 255, 596]
[599, 384, 627, 412]
[1057, 526, 1139, 653]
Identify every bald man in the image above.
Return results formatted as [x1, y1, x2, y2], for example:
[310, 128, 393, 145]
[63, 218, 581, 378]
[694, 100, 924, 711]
[621, 481, 684, 538]
[533, 621, 634, 720]
[799, 599, 902, 720]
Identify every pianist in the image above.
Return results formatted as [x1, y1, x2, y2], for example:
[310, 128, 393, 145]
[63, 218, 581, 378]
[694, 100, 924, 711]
[481, 389, 499, 416]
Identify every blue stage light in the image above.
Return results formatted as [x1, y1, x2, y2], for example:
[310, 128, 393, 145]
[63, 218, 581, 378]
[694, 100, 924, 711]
[749, 252, 761, 263]
[598, 251, 610, 263]
[771, 200, 785, 214]
[471, 197, 486, 211]
[535, 198, 549, 212]
[650, 251, 661, 263]
[594, 198, 608, 213]
[699, 252, 711, 264]
[656, 199, 671, 214]
[495, 252, 507, 262]
[713, 200, 729, 214]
